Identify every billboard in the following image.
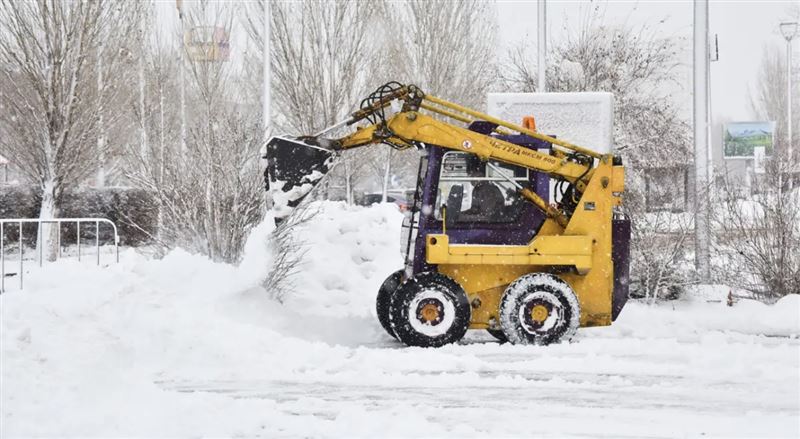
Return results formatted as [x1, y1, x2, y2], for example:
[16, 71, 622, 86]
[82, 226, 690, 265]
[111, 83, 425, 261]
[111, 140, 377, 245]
[723, 121, 775, 158]
[184, 26, 230, 62]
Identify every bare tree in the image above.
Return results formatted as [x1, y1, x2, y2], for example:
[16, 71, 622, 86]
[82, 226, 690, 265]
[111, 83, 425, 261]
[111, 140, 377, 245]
[749, 45, 799, 157]
[349, 0, 498, 201]
[270, 1, 379, 134]
[0, 0, 140, 259]
[502, 15, 690, 167]
[383, 0, 497, 110]
[126, 108, 264, 263]
[126, 1, 264, 264]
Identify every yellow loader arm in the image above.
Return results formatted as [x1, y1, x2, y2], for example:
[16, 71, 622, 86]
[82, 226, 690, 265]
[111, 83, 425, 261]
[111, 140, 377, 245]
[299, 84, 624, 228]
[338, 112, 593, 183]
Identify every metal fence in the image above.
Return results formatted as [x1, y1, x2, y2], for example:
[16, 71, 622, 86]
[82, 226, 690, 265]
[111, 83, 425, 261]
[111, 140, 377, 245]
[0, 218, 119, 292]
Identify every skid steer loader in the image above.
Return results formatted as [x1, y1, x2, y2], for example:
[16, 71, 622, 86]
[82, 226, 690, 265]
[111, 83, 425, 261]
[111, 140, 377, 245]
[265, 82, 630, 347]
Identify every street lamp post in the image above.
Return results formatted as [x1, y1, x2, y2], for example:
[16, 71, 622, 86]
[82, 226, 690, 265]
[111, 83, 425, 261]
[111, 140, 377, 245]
[780, 21, 798, 188]
[263, 0, 271, 135]
[538, 0, 547, 92]
[177, 0, 186, 154]
[694, 0, 711, 282]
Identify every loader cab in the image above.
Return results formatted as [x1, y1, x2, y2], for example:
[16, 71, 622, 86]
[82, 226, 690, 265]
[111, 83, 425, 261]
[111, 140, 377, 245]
[402, 127, 553, 275]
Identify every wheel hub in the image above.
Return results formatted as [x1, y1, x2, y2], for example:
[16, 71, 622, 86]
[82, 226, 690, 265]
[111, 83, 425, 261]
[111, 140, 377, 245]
[521, 297, 556, 333]
[530, 304, 549, 323]
[416, 298, 444, 325]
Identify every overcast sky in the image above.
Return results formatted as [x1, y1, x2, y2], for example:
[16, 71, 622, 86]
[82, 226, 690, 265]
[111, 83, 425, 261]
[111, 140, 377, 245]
[496, 0, 798, 122]
[155, 0, 798, 123]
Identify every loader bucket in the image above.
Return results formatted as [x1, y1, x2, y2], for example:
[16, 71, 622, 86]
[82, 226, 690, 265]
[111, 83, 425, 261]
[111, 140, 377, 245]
[264, 136, 334, 208]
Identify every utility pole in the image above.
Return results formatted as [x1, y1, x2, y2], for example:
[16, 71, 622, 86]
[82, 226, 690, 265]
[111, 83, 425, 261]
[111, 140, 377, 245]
[139, 6, 148, 159]
[780, 22, 798, 189]
[155, 0, 164, 242]
[177, 0, 186, 153]
[708, 34, 719, 185]
[262, 0, 275, 209]
[537, 0, 547, 92]
[263, 0, 271, 136]
[97, 40, 105, 187]
[693, 0, 711, 282]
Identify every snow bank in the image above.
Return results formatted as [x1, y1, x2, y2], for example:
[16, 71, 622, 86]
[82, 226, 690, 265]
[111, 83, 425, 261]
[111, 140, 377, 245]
[603, 289, 800, 340]
[1, 201, 798, 437]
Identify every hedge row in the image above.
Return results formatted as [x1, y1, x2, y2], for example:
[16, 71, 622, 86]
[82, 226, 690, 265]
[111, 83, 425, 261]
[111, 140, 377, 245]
[0, 185, 157, 246]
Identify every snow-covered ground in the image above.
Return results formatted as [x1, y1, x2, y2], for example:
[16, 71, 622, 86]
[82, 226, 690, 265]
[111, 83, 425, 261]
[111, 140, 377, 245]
[2, 202, 799, 438]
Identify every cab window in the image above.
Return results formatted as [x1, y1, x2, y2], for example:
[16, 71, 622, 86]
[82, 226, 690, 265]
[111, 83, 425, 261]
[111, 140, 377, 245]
[434, 152, 530, 224]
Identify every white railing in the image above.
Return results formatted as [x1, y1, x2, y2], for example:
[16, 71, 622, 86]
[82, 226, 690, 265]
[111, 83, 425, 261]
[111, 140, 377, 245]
[0, 218, 120, 292]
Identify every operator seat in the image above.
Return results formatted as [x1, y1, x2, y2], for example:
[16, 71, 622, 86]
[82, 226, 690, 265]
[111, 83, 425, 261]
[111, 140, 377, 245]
[467, 182, 505, 221]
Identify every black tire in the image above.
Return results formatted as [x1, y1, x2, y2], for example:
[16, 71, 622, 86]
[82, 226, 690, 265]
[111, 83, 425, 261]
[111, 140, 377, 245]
[499, 273, 581, 345]
[376, 269, 405, 339]
[486, 329, 508, 343]
[389, 272, 471, 348]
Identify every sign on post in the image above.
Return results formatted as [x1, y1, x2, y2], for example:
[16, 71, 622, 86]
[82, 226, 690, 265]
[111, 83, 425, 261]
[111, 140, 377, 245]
[753, 146, 766, 174]
[723, 121, 775, 158]
[184, 26, 230, 62]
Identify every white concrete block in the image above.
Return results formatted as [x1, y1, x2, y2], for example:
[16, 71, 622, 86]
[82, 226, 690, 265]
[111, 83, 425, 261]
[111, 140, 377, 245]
[487, 92, 614, 154]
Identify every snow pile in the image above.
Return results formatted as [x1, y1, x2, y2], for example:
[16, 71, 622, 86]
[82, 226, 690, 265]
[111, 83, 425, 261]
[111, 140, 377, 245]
[0, 202, 405, 436]
[2, 201, 798, 437]
[287, 201, 404, 317]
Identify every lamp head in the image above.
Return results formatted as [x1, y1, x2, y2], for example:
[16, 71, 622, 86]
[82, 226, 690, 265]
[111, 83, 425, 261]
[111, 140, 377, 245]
[780, 22, 798, 41]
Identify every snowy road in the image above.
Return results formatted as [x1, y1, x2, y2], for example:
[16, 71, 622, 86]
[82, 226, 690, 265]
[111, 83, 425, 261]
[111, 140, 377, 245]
[2, 203, 799, 437]
[152, 324, 799, 438]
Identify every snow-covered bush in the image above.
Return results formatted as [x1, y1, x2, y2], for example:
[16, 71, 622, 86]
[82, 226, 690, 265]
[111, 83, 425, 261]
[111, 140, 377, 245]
[712, 163, 800, 301]
[127, 109, 265, 263]
[0, 185, 156, 247]
[261, 204, 318, 302]
[58, 188, 157, 246]
[625, 175, 697, 301]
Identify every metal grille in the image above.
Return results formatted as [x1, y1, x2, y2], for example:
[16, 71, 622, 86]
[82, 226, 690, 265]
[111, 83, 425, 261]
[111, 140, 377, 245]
[1, 218, 120, 292]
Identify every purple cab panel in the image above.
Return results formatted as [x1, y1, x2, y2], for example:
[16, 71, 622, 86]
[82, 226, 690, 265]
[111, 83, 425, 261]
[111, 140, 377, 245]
[611, 218, 631, 321]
